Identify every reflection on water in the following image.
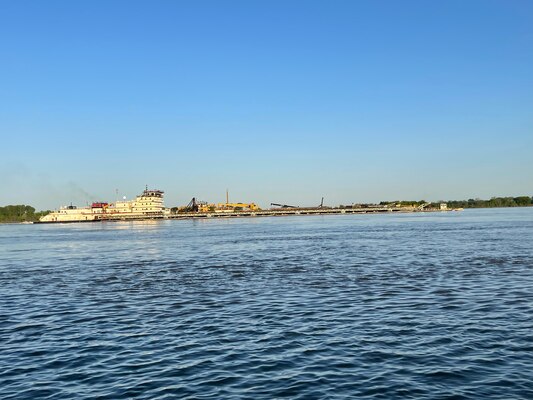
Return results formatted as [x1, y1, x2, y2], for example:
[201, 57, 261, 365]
[1, 208, 532, 399]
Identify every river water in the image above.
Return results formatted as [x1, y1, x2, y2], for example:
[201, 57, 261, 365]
[1, 208, 532, 399]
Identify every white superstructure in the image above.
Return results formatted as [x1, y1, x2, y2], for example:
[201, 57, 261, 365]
[39, 188, 165, 223]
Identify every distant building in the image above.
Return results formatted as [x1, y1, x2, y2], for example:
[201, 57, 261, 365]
[440, 203, 448, 210]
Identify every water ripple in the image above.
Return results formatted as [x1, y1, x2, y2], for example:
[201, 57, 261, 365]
[1, 209, 533, 399]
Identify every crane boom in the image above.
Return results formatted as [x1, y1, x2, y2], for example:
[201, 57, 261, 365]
[270, 203, 298, 208]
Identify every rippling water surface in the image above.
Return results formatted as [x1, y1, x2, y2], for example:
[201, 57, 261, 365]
[1, 208, 532, 399]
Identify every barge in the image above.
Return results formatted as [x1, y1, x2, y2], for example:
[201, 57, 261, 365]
[38, 188, 459, 224]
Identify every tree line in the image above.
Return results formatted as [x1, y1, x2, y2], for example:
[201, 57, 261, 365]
[376, 196, 532, 209]
[0, 205, 50, 223]
[440, 196, 532, 209]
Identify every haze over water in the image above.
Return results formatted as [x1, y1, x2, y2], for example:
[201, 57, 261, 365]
[1, 208, 532, 399]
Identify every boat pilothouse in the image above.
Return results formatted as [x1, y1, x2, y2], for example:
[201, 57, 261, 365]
[142, 189, 163, 198]
[39, 187, 166, 223]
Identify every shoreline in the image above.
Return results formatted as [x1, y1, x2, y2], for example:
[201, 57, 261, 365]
[6, 205, 533, 225]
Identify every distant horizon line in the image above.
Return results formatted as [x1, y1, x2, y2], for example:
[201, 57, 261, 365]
[2, 194, 532, 212]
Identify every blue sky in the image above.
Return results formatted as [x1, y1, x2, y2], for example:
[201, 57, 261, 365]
[1, 0, 532, 209]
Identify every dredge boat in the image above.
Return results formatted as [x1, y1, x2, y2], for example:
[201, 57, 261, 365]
[38, 188, 165, 223]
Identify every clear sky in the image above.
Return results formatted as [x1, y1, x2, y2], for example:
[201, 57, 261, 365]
[1, 0, 532, 210]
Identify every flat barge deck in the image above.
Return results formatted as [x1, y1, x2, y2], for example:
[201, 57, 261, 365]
[169, 206, 458, 220]
[35, 207, 459, 223]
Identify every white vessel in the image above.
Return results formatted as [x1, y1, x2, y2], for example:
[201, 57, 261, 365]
[39, 188, 165, 223]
